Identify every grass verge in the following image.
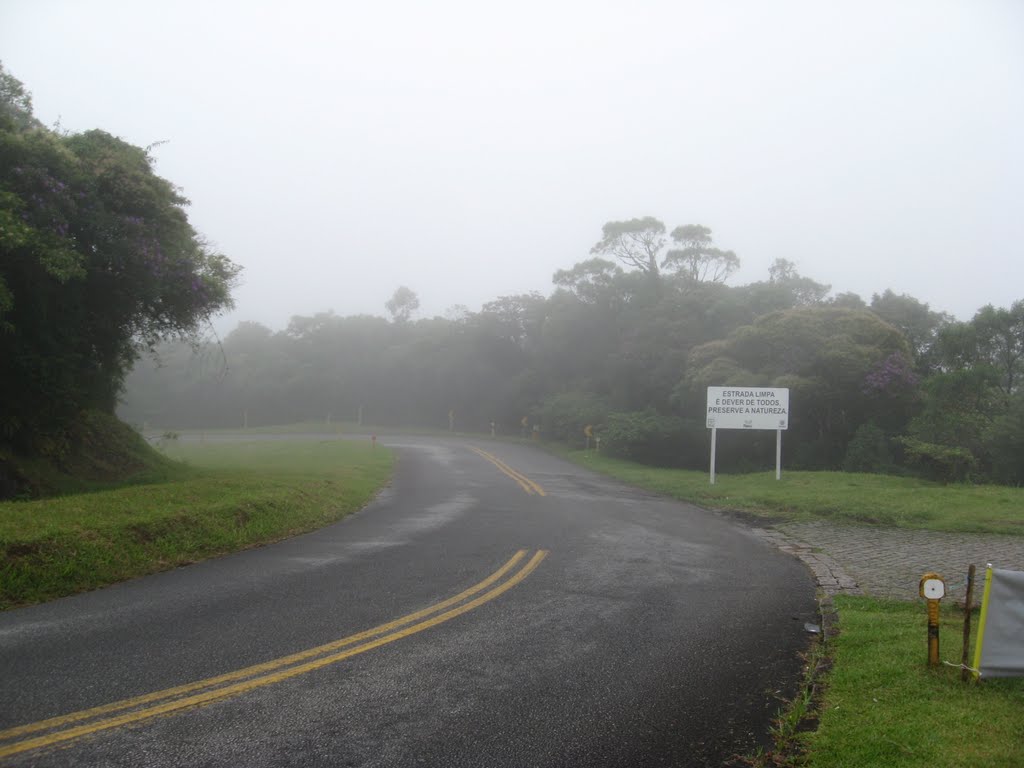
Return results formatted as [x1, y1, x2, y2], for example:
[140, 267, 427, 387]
[794, 596, 1024, 767]
[556, 449, 1024, 535]
[0, 439, 393, 610]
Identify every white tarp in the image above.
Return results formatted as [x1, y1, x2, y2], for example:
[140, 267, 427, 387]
[976, 567, 1024, 679]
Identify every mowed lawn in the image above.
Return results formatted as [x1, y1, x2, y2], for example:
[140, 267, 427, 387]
[0, 439, 393, 609]
[564, 450, 1024, 536]
[802, 597, 1024, 768]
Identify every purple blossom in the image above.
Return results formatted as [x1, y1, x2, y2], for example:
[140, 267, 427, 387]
[863, 352, 918, 395]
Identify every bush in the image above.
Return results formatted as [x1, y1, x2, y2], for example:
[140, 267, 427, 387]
[897, 436, 976, 483]
[986, 394, 1024, 485]
[537, 391, 609, 446]
[843, 423, 894, 473]
[602, 409, 687, 465]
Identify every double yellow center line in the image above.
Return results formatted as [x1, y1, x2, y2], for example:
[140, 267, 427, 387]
[0, 549, 548, 759]
[469, 447, 546, 496]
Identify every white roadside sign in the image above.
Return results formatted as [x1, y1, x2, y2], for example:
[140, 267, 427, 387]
[706, 386, 789, 431]
[706, 386, 791, 484]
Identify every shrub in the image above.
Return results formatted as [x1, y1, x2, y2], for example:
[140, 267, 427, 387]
[843, 423, 894, 473]
[602, 409, 687, 465]
[897, 436, 976, 483]
[537, 391, 609, 446]
[986, 394, 1024, 485]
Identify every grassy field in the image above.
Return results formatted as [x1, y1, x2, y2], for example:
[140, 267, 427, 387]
[795, 596, 1024, 767]
[0, 439, 393, 610]
[560, 450, 1024, 536]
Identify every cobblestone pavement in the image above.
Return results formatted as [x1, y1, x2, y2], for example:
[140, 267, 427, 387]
[752, 521, 1024, 601]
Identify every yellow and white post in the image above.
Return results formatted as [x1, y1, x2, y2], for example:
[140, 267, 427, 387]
[919, 573, 946, 666]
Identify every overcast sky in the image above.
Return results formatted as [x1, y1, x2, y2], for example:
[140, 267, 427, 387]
[3, 0, 1022, 332]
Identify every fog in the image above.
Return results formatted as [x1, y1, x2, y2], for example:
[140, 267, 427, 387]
[3, 0, 1022, 330]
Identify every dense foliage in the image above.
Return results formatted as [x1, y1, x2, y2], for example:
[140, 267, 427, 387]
[121, 229, 1024, 483]
[0, 66, 239, 458]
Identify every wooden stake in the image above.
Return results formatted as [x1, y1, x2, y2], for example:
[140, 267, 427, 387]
[961, 564, 976, 682]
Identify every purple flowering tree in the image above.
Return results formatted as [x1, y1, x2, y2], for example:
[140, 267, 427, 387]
[0, 65, 240, 451]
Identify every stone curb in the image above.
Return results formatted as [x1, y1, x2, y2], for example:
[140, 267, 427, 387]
[751, 527, 865, 597]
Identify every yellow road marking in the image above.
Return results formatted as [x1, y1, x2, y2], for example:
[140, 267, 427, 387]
[468, 446, 546, 496]
[0, 550, 547, 759]
[0, 549, 528, 743]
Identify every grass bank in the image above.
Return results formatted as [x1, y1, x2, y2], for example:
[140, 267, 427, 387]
[0, 439, 393, 610]
[1, 411, 189, 499]
[559, 450, 1024, 535]
[794, 596, 1023, 767]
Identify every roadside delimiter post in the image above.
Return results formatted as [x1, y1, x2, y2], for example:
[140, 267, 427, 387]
[919, 573, 946, 667]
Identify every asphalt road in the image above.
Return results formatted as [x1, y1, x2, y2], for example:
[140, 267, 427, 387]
[0, 436, 817, 767]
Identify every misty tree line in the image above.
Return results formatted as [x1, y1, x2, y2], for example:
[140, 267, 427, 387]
[4, 60, 1016, 489]
[121, 217, 1024, 485]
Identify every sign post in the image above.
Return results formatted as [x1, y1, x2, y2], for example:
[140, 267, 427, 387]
[710, 427, 717, 484]
[706, 386, 790, 484]
[776, 428, 782, 481]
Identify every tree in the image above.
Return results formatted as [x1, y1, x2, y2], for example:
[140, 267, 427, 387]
[552, 257, 623, 304]
[907, 367, 997, 456]
[478, 293, 546, 348]
[897, 299, 1024, 481]
[870, 289, 950, 372]
[590, 217, 666, 276]
[590, 218, 742, 292]
[0, 65, 239, 451]
[931, 300, 1024, 399]
[0, 63, 37, 131]
[971, 301, 1024, 397]
[685, 307, 912, 468]
[385, 285, 419, 323]
[830, 291, 867, 309]
[663, 225, 740, 285]
[986, 392, 1024, 484]
[766, 258, 830, 305]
